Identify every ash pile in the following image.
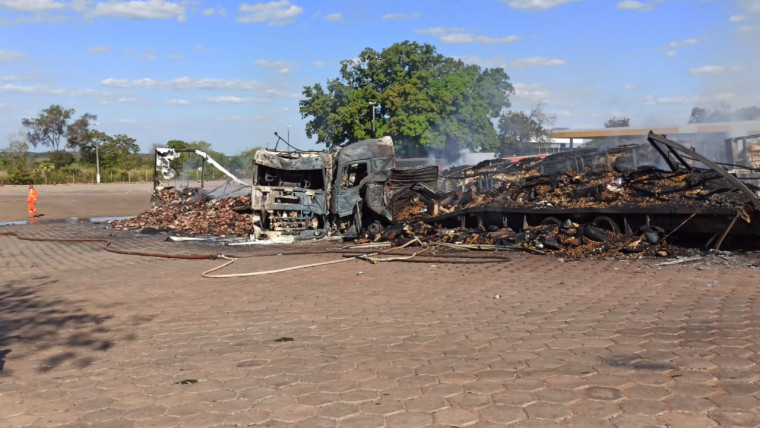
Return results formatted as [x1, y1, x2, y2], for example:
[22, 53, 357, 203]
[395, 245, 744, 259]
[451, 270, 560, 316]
[372, 133, 760, 258]
[109, 187, 253, 237]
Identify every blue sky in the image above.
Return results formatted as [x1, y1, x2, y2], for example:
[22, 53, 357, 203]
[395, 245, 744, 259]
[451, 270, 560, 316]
[1, 0, 758, 154]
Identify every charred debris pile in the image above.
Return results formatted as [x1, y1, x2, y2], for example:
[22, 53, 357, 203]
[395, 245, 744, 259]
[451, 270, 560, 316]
[369, 133, 760, 259]
[109, 187, 253, 237]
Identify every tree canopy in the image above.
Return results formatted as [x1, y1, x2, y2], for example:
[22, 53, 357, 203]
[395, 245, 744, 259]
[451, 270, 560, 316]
[604, 116, 630, 128]
[689, 105, 760, 123]
[496, 105, 555, 157]
[21, 104, 98, 168]
[299, 41, 513, 159]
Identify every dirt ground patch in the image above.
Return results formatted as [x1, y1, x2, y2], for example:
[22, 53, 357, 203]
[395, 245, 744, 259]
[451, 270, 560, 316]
[0, 183, 153, 221]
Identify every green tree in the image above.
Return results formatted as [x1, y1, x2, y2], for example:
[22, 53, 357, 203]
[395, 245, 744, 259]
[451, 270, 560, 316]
[299, 41, 513, 158]
[1, 132, 33, 184]
[21, 104, 97, 168]
[497, 105, 555, 156]
[67, 113, 98, 150]
[80, 132, 139, 170]
[604, 116, 630, 128]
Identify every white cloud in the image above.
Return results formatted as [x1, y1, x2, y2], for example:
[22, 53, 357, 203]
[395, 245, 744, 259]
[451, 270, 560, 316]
[737, 25, 756, 32]
[617, 1, 656, 11]
[276, 68, 290, 75]
[458, 55, 507, 68]
[505, 0, 577, 11]
[313, 60, 325, 67]
[87, 45, 110, 54]
[0, 49, 26, 62]
[624, 84, 638, 90]
[168, 54, 183, 61]
[744, 0, 760, 13]
[382, 12, 421, 19]
[422, 28, 520, 44]
[91, 0, 188, 22]
[238, 0, 303, 26]
[730, 15, 746, 22]
[511, 57, 567, 69]
[139, 54, 157, 61]
[440, 33, 474, 44]
[165, 99, 190, 105]
[0, 0, 64, 13]
[475, 35, 520, 44]
[202, 8, 215, 16]
[101, 77, 272, 91]
[203, 96, 253, 104]
[644, 95, 692, 105]
[688, 65, 724, 74]
[0, 84, 65, 95]
[255, 59, 297, 68]
[687, 65, 745, 75]
[414, 27, 464, 37]
[663, 37, 699, 56]
[325, 12, 341, 22]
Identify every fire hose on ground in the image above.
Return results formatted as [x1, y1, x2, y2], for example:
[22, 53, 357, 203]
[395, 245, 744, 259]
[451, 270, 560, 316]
[0, 231, 218, 260]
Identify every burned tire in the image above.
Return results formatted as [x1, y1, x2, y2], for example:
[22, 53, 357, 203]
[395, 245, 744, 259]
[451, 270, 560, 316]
[540, 216, 562, 227]
[592, 215, 620, 233]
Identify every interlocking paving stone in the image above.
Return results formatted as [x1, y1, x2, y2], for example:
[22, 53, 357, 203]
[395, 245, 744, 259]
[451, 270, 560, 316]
[2, 223, 760, 426]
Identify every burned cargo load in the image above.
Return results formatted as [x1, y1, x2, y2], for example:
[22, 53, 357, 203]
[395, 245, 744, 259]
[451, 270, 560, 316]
[396, 133, 760, 253]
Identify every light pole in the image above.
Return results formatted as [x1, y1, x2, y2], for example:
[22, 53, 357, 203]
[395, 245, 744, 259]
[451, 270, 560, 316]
[368, 102, 376, 138]
[287, 125, 291, 146]
[93, 122, 101, 184]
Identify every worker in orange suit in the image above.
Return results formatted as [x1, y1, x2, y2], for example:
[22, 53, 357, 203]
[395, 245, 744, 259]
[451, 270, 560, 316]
[27, 184, 40, 218]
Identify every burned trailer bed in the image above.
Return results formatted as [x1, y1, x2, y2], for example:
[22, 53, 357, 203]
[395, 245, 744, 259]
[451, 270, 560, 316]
[406, 133, 760, 251]
[418, 204, 760, 250]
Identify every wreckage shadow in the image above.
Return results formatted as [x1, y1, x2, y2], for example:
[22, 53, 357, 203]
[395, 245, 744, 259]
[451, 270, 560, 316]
[0, 277, 116, 373]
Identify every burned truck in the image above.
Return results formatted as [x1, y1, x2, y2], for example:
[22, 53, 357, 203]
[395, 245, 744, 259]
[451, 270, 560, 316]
[251, 136, 437, 240]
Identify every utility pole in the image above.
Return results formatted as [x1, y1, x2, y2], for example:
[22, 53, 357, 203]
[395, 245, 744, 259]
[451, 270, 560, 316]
[94, 122, 101, 184]
[369, 102, 377, 138]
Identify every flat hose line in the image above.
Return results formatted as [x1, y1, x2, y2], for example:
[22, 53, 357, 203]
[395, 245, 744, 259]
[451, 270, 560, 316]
[0, 231, 218, 260]
[201, 238, 426, 278]
[2, 232, 509, 278]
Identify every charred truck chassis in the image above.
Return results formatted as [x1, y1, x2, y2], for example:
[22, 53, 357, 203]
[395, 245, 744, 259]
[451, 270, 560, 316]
[251, 137, 401, 240]
[425, 133, 760, 250]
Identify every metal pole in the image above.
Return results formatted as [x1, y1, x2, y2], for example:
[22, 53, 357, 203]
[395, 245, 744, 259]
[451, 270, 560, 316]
[95, 143, 100, 184]
[94, 122, 101, 184]
[369, 102, 376, 138]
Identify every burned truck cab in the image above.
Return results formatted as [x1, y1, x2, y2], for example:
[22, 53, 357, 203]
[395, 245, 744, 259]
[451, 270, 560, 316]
[330, 137, 396, 237]
[252, 136, 420, 240]
[251, 150, 333, 239]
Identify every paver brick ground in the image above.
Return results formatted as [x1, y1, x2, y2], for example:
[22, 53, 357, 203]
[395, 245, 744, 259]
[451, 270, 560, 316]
[1, 222, 760, 427]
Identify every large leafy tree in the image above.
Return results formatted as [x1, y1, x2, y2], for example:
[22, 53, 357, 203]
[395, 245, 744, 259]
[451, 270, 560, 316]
[497, 105, 555, 156]
[300, 41, 513, 159]
[21, 104, 97, 168]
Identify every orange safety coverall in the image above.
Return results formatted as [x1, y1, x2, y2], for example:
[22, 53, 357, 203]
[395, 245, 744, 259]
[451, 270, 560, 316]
[27, 187, 39, 217]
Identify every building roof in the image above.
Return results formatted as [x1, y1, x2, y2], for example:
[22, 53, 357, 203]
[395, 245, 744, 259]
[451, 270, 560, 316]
[549, 120, 760, 139]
